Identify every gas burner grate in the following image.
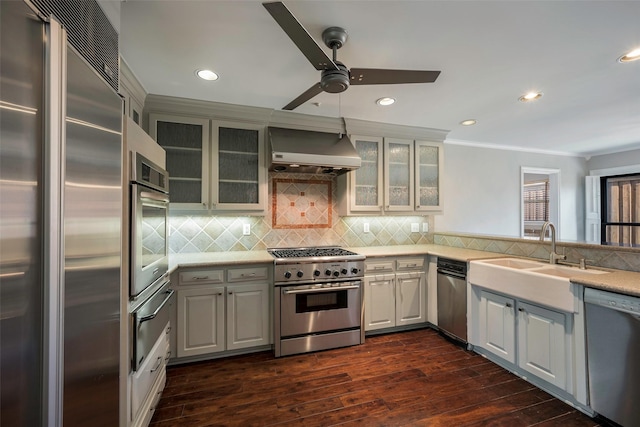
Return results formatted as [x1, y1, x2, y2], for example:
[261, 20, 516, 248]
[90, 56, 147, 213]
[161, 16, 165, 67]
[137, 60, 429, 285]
[269, 247, 358, 259]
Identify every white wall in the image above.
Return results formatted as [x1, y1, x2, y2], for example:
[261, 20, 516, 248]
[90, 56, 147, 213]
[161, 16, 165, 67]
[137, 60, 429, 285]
[434, 142, 588, 241]
[587, 148, 640, 172]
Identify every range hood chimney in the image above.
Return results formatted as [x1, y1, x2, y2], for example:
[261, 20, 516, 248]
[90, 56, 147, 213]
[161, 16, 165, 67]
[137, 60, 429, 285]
[267, 127, 361, 175]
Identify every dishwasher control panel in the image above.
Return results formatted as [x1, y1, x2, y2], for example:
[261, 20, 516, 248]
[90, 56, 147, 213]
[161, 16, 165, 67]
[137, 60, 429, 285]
[584, 288, 640, 315]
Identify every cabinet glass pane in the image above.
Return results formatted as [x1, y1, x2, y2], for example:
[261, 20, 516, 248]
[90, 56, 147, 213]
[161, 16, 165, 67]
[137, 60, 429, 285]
[356, 140, 379, 161]
[219, 152, 258, 181]
[219, 127, 258, 153]
[419, 145, 438, 165]
[156, 121, 203, 149]
[418, 145, 439, 206]
[355, 186, 378, 206]
[387, 143, 410, 164]
[219, 182, 258, 204]
[166, 149, 202, 179]
[354, 140, 379, 207]
[170, 179, 202, 204]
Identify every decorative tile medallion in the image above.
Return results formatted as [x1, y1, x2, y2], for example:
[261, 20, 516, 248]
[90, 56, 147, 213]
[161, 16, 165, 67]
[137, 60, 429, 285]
[272, 178, 332, 229]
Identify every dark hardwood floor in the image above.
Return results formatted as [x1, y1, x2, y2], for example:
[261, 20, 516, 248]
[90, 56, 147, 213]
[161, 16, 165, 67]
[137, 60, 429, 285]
[151, 328, 603, 427]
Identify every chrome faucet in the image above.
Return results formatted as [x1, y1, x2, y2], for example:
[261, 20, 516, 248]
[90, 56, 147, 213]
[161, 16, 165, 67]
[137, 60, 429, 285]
[540, 221, 566, 264]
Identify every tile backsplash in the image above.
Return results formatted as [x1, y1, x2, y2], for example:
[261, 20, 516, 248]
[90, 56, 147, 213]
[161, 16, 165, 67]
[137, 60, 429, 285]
[169, 172, 434, 253]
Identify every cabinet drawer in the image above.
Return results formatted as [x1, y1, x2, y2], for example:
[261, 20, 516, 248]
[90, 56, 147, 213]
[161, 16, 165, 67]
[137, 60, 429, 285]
[179, 269, 224, 285]
[396, 257, 425, 271]
[227, 266, 268, 282]
[132, 324, 170, 419]
[365, 259, 395, 273]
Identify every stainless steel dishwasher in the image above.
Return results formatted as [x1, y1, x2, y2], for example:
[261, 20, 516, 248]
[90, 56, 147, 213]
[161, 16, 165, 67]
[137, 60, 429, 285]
[585, 287, 640, 426]
[437, 257, 468, 343]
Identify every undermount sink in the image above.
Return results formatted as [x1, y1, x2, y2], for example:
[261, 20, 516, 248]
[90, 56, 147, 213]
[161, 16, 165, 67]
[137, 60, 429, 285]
[469, 258, 609, 313]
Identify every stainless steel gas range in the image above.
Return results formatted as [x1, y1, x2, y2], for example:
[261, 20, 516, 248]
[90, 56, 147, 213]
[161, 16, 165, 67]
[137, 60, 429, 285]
[268, 247, 366, 357]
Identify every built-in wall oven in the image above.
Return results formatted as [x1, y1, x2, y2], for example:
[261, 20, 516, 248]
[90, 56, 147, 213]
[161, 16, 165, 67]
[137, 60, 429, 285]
[130, 152, 169, 301]
[269, 247, 365, 357]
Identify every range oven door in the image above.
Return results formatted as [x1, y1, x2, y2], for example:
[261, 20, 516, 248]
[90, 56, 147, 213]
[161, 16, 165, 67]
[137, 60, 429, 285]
[279, 280, 362, 337]
[130, 182, 169, 297]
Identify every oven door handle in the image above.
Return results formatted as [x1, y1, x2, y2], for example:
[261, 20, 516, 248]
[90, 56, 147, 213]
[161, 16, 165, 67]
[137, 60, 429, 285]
[139, 289, 175, 323]
[140, 190, 169, 204]
[283, 285, 360, 295]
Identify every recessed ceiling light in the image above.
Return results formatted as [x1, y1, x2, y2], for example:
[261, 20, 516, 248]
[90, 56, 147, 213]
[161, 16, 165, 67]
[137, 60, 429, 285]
[376, 97, 395, 106]
[196, 69, 219, 81]
[460, 119, 477, 126]
[519, 91, 543, 102]
[618, 48, 640, 63]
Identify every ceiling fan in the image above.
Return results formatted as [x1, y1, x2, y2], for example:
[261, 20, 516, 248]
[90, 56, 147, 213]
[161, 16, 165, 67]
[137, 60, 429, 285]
[262, 1, 441, 111]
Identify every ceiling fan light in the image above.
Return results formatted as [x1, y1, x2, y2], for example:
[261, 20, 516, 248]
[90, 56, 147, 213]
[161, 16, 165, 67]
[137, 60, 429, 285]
[376, 97, 395, 106]
[196, 69, 219, 81]
[618, 48, 640, 63]
[519, 91, 543, 102]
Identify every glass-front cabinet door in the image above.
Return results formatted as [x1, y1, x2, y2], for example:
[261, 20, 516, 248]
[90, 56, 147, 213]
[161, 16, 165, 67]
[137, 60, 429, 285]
[349, 135, 384, 212]
[150, 114, 210, 210]
[415, 140, 443, 211]
[211, 121, 266, 211]
[384, 138, 414, 211]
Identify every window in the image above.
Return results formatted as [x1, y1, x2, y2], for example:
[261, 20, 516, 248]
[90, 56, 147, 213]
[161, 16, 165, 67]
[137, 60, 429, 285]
[601, 174, 640, 247]
[523, 180, 549, 238]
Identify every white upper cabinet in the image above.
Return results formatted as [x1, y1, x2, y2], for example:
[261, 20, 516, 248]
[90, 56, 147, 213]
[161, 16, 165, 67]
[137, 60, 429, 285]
[211, 120, 266, 211]
[338, 136, 444, 215]
[348, 135, 384, 212]
[415, 140, 443, 211]
[150, 114, 267, 212]
[150, 113, 210, 211]
[384, 138, 415, 212]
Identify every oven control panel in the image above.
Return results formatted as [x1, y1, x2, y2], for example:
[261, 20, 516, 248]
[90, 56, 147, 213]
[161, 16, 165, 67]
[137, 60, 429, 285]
[274, 260, 364, 284]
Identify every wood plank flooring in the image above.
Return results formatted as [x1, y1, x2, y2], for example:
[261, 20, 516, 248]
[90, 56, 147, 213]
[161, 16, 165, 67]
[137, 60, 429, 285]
[150, 328, 604, 427]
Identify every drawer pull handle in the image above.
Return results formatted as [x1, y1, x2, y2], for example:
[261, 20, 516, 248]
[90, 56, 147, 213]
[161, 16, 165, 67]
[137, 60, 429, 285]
[139, 290, 175, 323]
[192, 276, 209, 280]
[150, 356, 163, 373]
[373, 266, 386, 270]
[165, 351, 171, 361]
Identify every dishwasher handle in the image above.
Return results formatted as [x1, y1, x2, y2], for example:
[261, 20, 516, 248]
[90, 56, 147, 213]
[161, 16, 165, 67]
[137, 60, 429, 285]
[437, 269, 467, 280]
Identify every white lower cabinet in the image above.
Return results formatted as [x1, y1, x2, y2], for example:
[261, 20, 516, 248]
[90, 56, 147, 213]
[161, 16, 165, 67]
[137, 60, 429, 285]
[177, 286, 226, 357]
[131, 323, 170, 427]
[364, 257, 426, 332]
[517, 301, 567, 388]
[226, 283, 270, 350]
[478, 289, 569, 390]
[175, 265, 271, 359]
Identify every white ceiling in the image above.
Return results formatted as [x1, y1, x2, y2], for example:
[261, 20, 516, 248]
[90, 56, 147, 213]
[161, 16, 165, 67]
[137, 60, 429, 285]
[120, 0, 640, 157]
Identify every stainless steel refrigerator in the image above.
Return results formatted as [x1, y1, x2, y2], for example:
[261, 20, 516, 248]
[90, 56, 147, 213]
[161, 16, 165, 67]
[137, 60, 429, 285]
[1, 1, 122, 425]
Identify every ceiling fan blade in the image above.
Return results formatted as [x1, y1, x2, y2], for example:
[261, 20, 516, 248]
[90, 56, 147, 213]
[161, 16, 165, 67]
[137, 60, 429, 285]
[349, 68, 441, 85]
[283, 83, 323, 110]
[263, 2, 338, 71]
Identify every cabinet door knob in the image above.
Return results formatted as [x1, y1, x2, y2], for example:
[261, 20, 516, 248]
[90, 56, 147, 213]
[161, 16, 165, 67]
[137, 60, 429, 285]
[505, 303, 512, 308]
[217, 292, 223, 296]
[518, 307, 525, 312]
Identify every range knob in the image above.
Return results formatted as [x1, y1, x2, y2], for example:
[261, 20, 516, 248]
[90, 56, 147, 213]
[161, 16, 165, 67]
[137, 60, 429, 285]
[313, 270, 321, 277]
[333, 270, 340, 277]
[341, 268, 348, 275]
[325, 269, 332, 276]
[296, 270, 304, 278]
[284, 271, 292, 279]
[351, 267, 359, 274]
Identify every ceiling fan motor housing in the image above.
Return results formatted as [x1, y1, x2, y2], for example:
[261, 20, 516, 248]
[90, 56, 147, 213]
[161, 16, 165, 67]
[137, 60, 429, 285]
[321, 61, 350, 93]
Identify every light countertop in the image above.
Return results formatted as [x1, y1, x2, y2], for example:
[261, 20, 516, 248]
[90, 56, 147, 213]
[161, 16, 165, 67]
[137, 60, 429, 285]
[168, 245, 640, 297]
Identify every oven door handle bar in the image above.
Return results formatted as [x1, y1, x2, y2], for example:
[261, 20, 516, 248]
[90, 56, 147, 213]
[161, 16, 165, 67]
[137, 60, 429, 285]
[139, 289, 175, 323]
[140, 190, 170, 203]
[283, 285, 360, 294]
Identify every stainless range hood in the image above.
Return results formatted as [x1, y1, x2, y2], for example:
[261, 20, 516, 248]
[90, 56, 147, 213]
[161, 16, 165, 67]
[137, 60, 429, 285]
[267, 127, 361, 175]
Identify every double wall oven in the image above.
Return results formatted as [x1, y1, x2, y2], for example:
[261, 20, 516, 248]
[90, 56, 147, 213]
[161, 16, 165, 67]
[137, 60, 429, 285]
[269, 247, 365, 357]
[129, 152, 173, 371]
